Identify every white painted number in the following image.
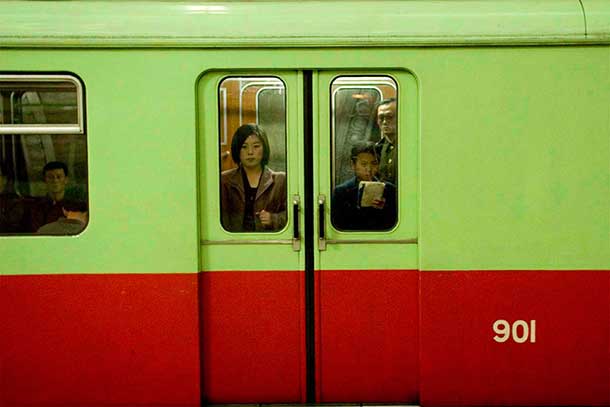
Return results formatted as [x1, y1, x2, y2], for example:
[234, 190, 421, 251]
[493, 319, 536, 343]
[493, 319, 510, 342]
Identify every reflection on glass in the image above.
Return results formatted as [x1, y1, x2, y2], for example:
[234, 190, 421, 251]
[218, 77, 287, 233]
[330, 76, 398, 231]
[0, 81, 78, 125]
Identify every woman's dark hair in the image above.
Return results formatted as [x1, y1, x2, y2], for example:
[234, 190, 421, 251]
[230, 124, 270, 168]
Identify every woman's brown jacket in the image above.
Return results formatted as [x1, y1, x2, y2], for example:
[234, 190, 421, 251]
[220, 166, 287, 232]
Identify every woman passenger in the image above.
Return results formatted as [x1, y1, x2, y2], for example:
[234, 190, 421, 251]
[221, 124, 286, 232]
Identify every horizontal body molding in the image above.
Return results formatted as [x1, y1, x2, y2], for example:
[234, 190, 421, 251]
[0, 0, 606, 48]
[420, 270, 610, 406]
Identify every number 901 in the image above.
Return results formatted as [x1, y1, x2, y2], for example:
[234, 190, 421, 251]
[493, 319, 536, 343]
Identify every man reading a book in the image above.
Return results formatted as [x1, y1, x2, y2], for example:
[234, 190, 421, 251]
[332, 142, 397, 231]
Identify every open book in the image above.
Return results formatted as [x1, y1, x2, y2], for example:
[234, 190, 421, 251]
[358, 181, 385, 207]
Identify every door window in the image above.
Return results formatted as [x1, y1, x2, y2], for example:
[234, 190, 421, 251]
[330, 76, 398, 231]
[217, 77, 287, 233]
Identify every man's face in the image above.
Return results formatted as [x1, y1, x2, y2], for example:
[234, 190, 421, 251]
[352, 152, 379, 182]
[44, 168, 68, 195]
[377, 101, 396, 142]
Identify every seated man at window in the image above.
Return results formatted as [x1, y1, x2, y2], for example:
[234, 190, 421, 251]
[29, 161, 78, 232]
[332, 142, 397, 231]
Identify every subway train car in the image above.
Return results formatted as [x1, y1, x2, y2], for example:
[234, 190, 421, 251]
[1, 1, 609, 406]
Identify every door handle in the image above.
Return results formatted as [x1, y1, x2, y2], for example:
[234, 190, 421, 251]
[318, 194, 327, 251]
[292, 194, 301, 251]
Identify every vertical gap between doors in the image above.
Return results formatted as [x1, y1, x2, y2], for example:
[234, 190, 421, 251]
[303, 70, 316, 403]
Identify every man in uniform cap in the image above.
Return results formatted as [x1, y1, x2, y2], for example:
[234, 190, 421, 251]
[374, 98, 397, 185]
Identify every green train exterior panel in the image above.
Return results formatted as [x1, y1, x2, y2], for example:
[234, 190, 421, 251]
[419, 46, 610, 270]
[0, 47, 606, 274]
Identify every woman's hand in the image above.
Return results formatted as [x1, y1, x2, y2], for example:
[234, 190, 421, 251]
[257, 209, 272, 226]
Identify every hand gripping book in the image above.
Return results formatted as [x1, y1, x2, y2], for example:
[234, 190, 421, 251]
[358, 181, 385, 208]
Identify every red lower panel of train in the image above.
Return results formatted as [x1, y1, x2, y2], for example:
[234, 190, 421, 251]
[200, 271, 306, 403]
[1, 270, 608, 406]
[315, 269, 419, 403]
[0, 273, 201, 407]
[199, 269, 419, 403]
[420, 270, 609, 406]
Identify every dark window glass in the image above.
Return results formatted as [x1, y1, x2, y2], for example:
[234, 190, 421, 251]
[0, 76, 88, 235]
[330, 76, 398, 231]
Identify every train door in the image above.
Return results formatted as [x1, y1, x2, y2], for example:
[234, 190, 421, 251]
[198, 70, 419, 403]
[313, 71, 419, 402]
[198, 71, 306, 403]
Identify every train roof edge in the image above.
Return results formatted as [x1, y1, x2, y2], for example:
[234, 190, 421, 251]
[0, 0, 608, 48]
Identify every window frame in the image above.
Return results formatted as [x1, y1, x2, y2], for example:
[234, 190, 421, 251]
[0, 74, 85, 135]
[0, 73, 89, 236]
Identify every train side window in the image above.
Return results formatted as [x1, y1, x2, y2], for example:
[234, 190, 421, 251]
[0, 75, 88, 235]
[218, 77, 287, 233]
[330, 76, 398, 231]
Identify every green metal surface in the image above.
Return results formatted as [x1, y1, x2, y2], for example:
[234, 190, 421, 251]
[0, 46, 607, 275]
[582, 0, 610, 38]
[0, 0, 602, 48]
[418, 46, 610, 270]
[0, 51, 200, 275]
[322, 243, 418, 271]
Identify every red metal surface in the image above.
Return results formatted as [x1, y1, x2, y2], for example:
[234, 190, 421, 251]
[420, 270, 610, 406]
[316, 269, 419, 403]
[0, 273, 200, 407]
[2, 270, 608, 406]
[200, 270, 305, 403]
